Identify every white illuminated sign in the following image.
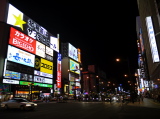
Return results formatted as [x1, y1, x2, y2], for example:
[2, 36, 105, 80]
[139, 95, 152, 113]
[68, 43, 78, 61]
[44, 78, 53, 84]
[7, 45, 35, 67]
[34, 70, 53, 78]
[50, 36, 59, 52]
[36, 41, 45, 58]
[46, 46, 53, 56]
[3, 79, 19, 84]
[146, 16, 160, 62]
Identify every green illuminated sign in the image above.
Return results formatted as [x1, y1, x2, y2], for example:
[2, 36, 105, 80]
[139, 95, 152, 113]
[20, 81, 52, 88]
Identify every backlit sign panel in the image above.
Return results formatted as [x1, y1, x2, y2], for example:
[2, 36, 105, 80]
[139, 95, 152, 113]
[36, 41, 45, 58]
[57, 53, 61, 88]
[7, 4, 59, 52]
[77, 48, 81, 63]
[34, 70, 53, 78]
[68, 43, 78, 61]
[7, 45, 35, 67]
[3, 79, 19, 84]
[19, 81, 52, 88]
[34, 57, 53, 75]
[40, 58, 53, 74]
[50, 36, 59, 52]
[69, 59, 80, 74]
[46, 46, 53, 56]
[146, 16, 160, 62]
[9, 27, 36, 54]
[34, 76, 44, 83]
[44, 78, 52, 84]
[4, 70, 20, 80]
[21, 73, 33, 81]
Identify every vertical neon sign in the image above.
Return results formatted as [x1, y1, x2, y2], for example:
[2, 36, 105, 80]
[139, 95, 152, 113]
[57, 53, 61, 88]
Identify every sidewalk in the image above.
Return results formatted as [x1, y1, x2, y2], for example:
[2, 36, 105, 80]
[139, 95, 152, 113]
[127, 98, 160, 108]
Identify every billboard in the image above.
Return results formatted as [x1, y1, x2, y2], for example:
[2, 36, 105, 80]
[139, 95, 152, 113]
[68, 43, 78, 61]
[57, 53, 61, 88]
[7, 3, 59, 52]
[7, 45, 35, 67]
[3, 79, 19, 84]
[35, 57, 53, 75]
[36, 41, 45, 58]
[69, 59, 80, 74]
[146, 16, 160, 62]
[4, 70, 20, 80]
[9, 27, 36, 54]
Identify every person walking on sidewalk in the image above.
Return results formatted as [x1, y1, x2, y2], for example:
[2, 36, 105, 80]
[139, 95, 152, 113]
[140, 93, 144, 102]
[137, 95, 141, 104]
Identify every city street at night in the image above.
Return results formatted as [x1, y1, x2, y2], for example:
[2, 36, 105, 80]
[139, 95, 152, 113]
[1, 98, 160, 119]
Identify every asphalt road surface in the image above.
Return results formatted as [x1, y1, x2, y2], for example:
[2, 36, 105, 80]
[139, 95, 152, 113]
[1, 98, 160, 119]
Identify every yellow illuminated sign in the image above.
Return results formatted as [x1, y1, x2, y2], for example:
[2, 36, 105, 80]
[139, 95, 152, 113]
[40, 58, 53, 74]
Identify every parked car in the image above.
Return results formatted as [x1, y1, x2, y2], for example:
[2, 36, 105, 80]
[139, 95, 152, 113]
[0, 97, 38, 111]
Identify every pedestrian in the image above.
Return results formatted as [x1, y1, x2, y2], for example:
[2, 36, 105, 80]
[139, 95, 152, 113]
[78, 95, 81, 102]
[137, 95, 140, 104]
[74, 95, 77, 101]
[140, 93, 144, 102]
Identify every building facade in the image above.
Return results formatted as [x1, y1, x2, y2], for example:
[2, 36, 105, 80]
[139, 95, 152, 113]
[136, 0, 160, 95]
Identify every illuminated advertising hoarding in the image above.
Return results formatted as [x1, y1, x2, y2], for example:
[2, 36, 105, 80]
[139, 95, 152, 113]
[7, 45, 35, 67]
[20, 81, 52, 88]
[3, 79, 19, 84]
[69, 59, 80, 74]
[21, 73, 33, 81]
[36, 41, 45, 58]
[77, 48, 81, 63]
[44, 78, 52, 84]
[4, 70, 20, 80]
[46, 46, 53, 56]
[45, 54, 53, 61]
[57, 53, 61, 88]
[34, 70, 53, 78]
[41, 58, 53, 74]
[68, 43, 78, 61]
[35, 57, 53, 75]
[146, 16, 160, 62]
[50, 36, 59, 52]
[9, 27, 36, 54]
[7, 4, 59, 52]
[34, 76, 44, 83]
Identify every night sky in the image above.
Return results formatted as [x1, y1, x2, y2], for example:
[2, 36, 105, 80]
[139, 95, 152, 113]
[8, 0, 139, 83]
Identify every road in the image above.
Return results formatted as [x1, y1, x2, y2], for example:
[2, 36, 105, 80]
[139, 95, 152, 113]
[1, 98, 160, 119]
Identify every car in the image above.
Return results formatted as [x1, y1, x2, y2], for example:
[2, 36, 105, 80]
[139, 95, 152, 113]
[0, 97, 38, 111]
[123, 94, 131, 102]
[104, 96, 112, 102]
[111, 95, 119, 102]
[32, 98, 43, 103]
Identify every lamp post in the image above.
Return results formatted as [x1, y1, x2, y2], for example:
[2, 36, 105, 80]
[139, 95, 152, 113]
[28, 83, 34, 101]
[116, 58, 132, 91]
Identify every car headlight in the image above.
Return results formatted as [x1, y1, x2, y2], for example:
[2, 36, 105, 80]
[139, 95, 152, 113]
[26, 104, 32, 106]
[34, 104, 37, 106]
[0, 103, 5, 107]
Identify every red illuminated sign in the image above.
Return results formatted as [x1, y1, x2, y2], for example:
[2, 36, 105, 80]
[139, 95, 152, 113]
[9, 27, 36, 54]
[57, 53, 61, 88]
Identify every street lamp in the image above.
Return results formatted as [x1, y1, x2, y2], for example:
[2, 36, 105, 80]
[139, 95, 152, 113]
[116, 58, 133, 91]
[28, 82, 34, 101]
